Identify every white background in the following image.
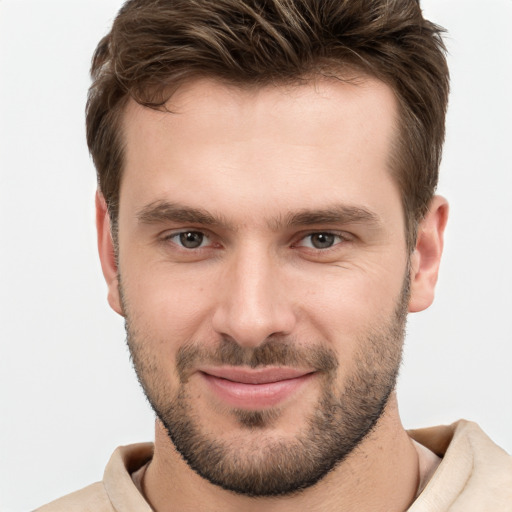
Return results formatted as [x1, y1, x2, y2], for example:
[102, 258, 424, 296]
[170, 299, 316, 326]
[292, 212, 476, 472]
[0, 1, 511, 510]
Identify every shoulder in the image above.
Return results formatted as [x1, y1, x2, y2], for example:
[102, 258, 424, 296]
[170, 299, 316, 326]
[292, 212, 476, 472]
[409, 420, 512, 511]
[33, 442, 154, 512]
[410, 419, 511, 463]
[34, 482, 114, 512]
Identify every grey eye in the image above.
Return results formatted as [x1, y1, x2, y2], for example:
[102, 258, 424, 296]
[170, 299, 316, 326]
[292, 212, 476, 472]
[296, 232, 345, 250]
[309, 233, 336, 249]
[179, 231, 205, 249]
[311, 233, 336, 249]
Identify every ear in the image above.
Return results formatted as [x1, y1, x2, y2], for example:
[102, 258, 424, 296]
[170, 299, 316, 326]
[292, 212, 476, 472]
[96, 191, 124, 316]
[408, 196, 449, 313]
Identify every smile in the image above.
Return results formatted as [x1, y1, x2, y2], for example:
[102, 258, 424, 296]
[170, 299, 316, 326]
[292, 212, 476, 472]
[198, 367, 316, 409]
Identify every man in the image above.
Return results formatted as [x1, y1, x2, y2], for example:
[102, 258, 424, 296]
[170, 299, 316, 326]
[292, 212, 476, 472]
[36, 0, 512, 510]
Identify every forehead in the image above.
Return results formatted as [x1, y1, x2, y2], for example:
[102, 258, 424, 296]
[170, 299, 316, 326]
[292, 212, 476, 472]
[123, 75, 397, 151]
[120, 77, 400, 224]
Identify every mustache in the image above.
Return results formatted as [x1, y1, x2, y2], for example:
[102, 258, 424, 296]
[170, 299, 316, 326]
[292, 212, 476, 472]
[176, 337, 339, 383]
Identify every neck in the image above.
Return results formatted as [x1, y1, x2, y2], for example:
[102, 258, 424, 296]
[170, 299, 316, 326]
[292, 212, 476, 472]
[141, 394, 421, 512]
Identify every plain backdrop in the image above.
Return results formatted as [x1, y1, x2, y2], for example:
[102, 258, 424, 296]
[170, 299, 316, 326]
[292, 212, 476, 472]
[1, 1, 511, 510]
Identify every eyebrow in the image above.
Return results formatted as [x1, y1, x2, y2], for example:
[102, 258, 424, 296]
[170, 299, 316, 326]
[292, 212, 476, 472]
[136, 200, 381, 230]
[281, 205, 382, 229]
[137, 201, 226, 226]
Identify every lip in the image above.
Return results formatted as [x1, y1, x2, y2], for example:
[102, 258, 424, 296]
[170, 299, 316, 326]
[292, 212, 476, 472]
[198, 366, 316, 409]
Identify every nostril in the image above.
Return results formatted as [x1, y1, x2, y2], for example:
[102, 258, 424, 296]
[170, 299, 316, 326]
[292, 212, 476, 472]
[211, 305, 296, 349]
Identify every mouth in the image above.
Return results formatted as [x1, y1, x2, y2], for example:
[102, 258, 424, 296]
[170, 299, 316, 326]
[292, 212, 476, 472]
[198, 366, 316, 409]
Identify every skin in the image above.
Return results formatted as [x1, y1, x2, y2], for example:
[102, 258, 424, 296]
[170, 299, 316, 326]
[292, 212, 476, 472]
[97, 77, 448, 511]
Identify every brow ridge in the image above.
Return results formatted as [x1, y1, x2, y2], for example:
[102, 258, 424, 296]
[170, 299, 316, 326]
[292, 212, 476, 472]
[280, 205, 381, 229]
[137, 201, 224, 226]
[136, 200, 381, 231]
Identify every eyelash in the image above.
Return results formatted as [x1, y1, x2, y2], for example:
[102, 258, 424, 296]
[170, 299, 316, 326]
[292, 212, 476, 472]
[161, 230, 350, 252]
[294, 232, 348, 250]
[163, 230, 213, 250]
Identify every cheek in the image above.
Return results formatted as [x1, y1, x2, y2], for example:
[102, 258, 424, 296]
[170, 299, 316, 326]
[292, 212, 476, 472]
[122, 263, 217, 343]
[121, 240, 407, 358]
[294, 263, 405, 352]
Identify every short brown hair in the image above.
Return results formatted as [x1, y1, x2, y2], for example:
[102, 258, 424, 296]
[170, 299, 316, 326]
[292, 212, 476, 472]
[86, 0, 449, 250]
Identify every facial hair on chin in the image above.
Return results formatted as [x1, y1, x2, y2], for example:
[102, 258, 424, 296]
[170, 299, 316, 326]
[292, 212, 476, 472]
[121, 275, 409, 497]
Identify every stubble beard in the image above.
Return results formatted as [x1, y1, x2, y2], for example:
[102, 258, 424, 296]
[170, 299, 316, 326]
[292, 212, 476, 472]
[122, 277, 409, 497]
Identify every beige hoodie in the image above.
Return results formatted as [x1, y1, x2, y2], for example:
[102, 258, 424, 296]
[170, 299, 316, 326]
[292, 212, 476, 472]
[408, 420, 512, 511]
[36, 420, 512, 512]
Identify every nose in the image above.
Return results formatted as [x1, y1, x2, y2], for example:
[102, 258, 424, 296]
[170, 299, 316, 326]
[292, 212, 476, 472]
[211, 244, 297, 348]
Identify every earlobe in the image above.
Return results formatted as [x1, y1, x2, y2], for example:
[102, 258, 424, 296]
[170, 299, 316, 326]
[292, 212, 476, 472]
[95, 191, 124, 316]
[408, 196, 449, 313]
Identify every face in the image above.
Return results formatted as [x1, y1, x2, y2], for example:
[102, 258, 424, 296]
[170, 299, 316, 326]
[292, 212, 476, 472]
[113, 77, 412, 496]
